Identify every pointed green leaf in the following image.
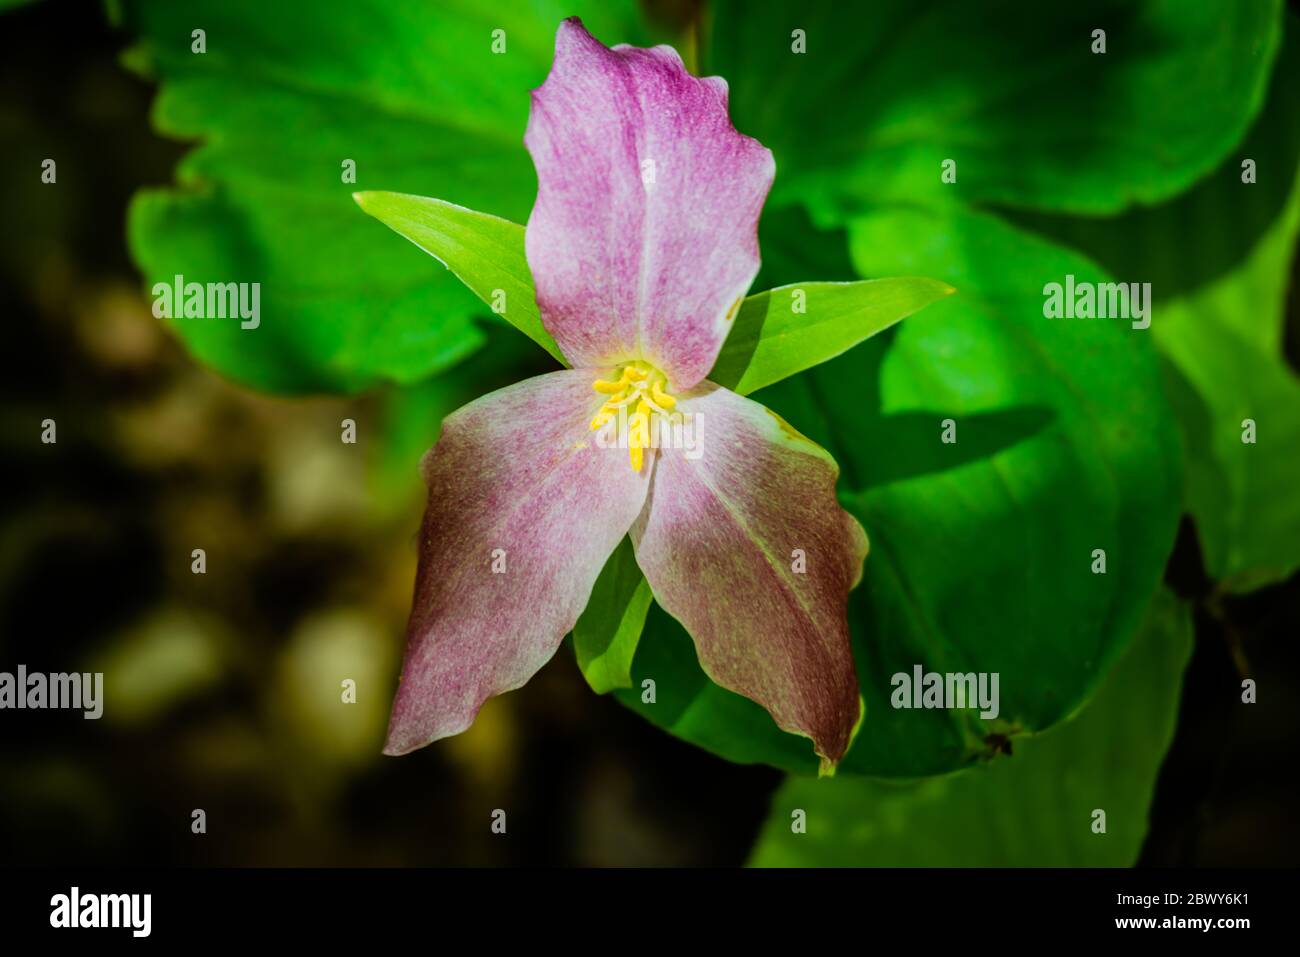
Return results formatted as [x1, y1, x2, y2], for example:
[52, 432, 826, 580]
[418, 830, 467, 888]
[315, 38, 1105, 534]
[710, 278, 954, 395]
[572, 537, 652, 693]
[354, 191, 567, 367]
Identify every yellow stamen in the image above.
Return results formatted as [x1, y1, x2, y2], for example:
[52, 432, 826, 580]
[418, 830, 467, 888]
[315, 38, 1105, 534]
[651, 380, 676, 409]
[640, 394, 670, 416]
[589, 362, 678, 472]
[629, 401, 650, 470]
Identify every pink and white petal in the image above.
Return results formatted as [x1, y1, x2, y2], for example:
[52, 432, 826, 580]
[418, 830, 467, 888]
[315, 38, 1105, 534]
[524, 17, 774, 389]
[630, 384, 868, 769]
[384, 369, 650, 755]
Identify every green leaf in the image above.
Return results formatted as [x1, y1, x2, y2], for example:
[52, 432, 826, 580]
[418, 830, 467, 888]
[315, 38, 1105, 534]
[572, 537, 653, 694]
[353, 191, 566, 366]
[1011, 13, 1300, 592]
[1158, 326, 1300, 594]
[116, 0, 652, 393]
[748, 589, 1193, 866]
[615, 603, 824, 772]
[709, 278, 955, 395]
[617, 205, 1183, 775]
[710, 0, 1281, 216]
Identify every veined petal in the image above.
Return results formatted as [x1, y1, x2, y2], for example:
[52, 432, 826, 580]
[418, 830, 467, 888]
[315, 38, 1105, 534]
[385, 369, 650, 755]
[524, 17, 774, 389]
[629, 384, 867, 769]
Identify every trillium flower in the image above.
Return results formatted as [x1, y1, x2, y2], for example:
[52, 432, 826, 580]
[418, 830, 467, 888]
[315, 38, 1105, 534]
[384, 17, 868, 770]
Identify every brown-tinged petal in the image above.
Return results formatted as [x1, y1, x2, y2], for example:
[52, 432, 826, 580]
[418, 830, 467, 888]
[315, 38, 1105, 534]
[630, 384, 867, 768]
[385, 369, 650, 754]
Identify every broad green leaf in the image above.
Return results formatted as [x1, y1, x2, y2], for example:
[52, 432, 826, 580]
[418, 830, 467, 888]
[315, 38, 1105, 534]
[572, 537, 652, 694]
[822, 206, 1181, 775]
[614, 603, 823, 772]
[115, 0, 652, 393]
[1157, 326, 1300, 594]
[353, 191, 566, 366]
[617, 205, 1182, 775]
[709, 278, 955, 395]
[749, 589, 1192, 866]
[1012, 14, 1300, 592]
[710, 0, 1281, 216]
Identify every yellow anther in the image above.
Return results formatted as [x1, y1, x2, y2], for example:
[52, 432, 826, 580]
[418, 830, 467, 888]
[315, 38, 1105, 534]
[650, 380, 676, 409]
[590, 395, 623, 430]
[592, 377, 627, 394]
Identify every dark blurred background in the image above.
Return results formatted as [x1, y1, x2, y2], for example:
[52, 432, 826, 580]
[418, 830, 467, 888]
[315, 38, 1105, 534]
[0, 0, 1297, 866]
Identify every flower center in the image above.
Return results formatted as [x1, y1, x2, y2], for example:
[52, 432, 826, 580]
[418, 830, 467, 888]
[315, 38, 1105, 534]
[589, 362, 678, 472]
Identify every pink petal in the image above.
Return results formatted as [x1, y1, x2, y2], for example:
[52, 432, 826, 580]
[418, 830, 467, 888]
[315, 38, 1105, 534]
[384, 369, 650, 755]
[524, 17, 774, 390]
[630, 384, 867, 769]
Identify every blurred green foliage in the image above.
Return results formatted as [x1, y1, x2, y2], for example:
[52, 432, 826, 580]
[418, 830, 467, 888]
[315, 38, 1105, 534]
[1023, 18, 1300, 593]
[750, 590, 1193, 866]
[711, 0, 1280, 215]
